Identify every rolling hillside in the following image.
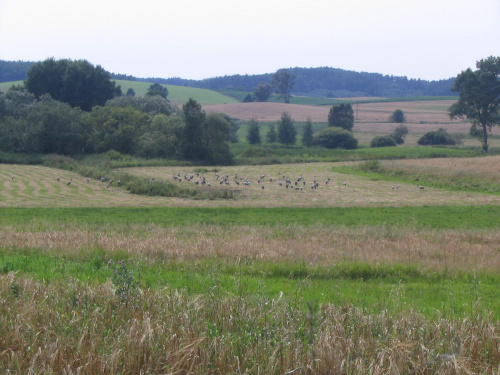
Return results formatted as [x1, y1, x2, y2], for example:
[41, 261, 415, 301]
[113, 80, 238, 106]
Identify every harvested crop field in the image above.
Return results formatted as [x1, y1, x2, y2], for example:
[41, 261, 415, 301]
[123, 162, 500, 208]
[2, 162, 500, 208]
[203, 100, 459, 124]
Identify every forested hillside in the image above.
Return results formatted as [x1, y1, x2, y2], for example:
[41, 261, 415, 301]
[143, 67, 456, 98]
[1, 60, 455, 98]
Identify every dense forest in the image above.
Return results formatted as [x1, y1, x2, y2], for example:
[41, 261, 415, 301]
[142, 67, 457, 98]
[1, 60, 456, 98]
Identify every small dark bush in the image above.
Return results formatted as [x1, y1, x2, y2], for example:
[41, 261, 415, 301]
[314, 128, 358, 149]
[418, 128, 456, 146]
[370, 135, 397, 148]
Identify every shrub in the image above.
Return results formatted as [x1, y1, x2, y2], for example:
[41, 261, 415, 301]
[370, 135, 397, 148]
[314, 127, 358, 149]
[418, 128, 456, 146]
[390, 124, 409, 145]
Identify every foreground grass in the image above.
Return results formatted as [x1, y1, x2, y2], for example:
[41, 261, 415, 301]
[1, 248, 498, 320]
[1, 271, 497, 374]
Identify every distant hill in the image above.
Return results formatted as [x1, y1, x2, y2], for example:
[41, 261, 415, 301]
[136, 67, 456, 98]
[1, 60, 456, 98]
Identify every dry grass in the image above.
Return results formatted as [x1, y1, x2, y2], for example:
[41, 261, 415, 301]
[123, 163, 500, 208]
[2, 163, 500, 208]
[0, 272, 498, 374]
[1, 224, 499, 274]
[203, 100, 459, 124]
[379, 155, 500, 184]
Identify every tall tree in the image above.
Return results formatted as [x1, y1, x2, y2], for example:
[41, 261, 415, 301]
[182, 98, 206, 160]
[25, 58, 121, 111]
[272, 69, 295, 103]
[277, 111, 296, 146]
[266, 124, 277, 143]
[328, 103, 354, 131]
[302, 118, 314, 147]
[246, 118, 261, 144]
[449, 56, 500, 152]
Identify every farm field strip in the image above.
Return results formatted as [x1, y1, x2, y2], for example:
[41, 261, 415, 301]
[1, 224, 499, 274]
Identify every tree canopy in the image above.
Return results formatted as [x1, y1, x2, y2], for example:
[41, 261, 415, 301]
[246, 118, 261, 144]
[146, 83, 169, 99]
[272, 69, 295, 103]
[449, 56, 500, 152]
[25, 58, 121, 111]
[277, 111, 296, 145]
[302, 118, 314, 148]
[328, 103, 354, 131]
[252, 82, 273, 102]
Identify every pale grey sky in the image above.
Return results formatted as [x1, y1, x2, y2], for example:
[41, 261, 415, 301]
[1, 0, 499, 81]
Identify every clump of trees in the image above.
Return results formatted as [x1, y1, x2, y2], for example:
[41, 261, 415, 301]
[251, 83, 273, 102]
[0, 58, 235, 164]
[417, 128, 457, 146]
[314, 127, 358, 149]
[370, 135, 397, 148]
[389, 124, 409, 145]
[24, 58, 121, 111]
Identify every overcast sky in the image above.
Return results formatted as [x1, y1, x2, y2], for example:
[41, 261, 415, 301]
[1, 0, 499, 81]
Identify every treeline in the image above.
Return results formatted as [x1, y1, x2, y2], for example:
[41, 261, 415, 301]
[0, 91, 236, 164]
[0, 60, 36, 82]
[0, 59, 236, 164]
[1, 60, 456, 98]
[144, 67, 457, 98]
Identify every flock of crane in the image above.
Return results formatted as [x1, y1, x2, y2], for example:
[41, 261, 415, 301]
[171, 171, 351, 192]
[5, 170, 425, 195]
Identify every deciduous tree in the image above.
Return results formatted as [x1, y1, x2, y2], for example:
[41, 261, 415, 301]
[302, 118, 314, 147]
[25, 58, 121, 111]
[252, 82, 273, 102]
[246, 118, 261, 144]
[449, 56, 500, 152]
[328, 103, 354, 131]
[272, 69, 295, 103]
[146, 83, 168, 99]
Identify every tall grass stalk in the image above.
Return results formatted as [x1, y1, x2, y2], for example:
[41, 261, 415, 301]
[0, 272, 497, 374]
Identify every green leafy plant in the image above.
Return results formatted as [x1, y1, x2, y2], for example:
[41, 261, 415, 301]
[107, 259, 139, 306]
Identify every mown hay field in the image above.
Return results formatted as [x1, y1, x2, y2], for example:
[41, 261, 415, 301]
[2, 161, 500, 208]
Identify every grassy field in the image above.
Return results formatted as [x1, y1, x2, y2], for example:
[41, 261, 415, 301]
[113, 79, 238, 106]
[1, 82, 500, 372]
